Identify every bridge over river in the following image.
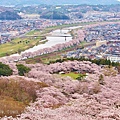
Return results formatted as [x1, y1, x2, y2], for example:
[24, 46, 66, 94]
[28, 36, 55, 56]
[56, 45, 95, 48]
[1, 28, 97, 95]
[25, 32, 72, 41]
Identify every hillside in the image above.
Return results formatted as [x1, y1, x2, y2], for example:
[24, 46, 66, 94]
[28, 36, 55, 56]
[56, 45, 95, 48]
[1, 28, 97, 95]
[0, 60, 120, 119]
[0, 11, 22, 20]
[40, 11, 69, 20]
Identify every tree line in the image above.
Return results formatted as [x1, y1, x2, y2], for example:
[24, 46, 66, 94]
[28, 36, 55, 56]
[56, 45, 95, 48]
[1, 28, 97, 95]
[49, 57, 120, 67]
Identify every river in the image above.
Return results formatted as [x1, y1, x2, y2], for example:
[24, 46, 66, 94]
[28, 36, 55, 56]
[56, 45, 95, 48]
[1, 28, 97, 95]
[9, 26, 82, 57]
[21, 29, 72, 53]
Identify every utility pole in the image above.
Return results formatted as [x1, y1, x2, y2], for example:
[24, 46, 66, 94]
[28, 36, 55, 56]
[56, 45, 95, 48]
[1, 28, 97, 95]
[65, 36, 66, 41]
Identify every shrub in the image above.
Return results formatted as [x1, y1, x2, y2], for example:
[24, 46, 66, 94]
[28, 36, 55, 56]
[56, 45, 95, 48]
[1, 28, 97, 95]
[90, 82, 101, 94]
[116, 66, 120, 74]
[16, 64, 31, 76]
[103, 66, 118, 76]
[0, 62, 13, 76]
[98, 74, 104, 85]
[76, 74, 87, 81]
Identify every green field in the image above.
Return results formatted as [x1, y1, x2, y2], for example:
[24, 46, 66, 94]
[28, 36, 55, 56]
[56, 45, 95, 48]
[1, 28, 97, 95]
[0, 36, 46, 57]
[26, 30, 42, 35]
[61, 72, 80, 80]
[60, 72, 87, 81]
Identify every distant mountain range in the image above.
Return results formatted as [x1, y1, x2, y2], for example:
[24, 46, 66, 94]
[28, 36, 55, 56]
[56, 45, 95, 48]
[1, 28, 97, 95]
[0, 0, 120, 6]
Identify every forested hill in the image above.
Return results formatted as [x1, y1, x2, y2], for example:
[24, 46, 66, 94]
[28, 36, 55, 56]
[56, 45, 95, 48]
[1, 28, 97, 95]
[40, 11, 70, 20]
[0, 11, 22, 20]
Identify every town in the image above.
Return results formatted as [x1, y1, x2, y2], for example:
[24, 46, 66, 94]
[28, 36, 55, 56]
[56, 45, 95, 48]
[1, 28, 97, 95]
[0, 19, 75, 44]
[0, 4, 120, 44]
[63, 23, 120, 63]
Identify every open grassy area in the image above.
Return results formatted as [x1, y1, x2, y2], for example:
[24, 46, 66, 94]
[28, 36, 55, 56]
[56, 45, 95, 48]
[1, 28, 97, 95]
[26, 30, 42, 35]
[60, 72, 87, 81]
[25, 51, 61, 64]
[60, 72, 80, 80]
[0, 36, 46, 57]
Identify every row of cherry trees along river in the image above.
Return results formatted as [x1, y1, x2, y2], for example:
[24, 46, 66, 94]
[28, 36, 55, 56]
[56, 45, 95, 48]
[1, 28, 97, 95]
[1, 21, 120, 63]
[0, 29, 85, 63]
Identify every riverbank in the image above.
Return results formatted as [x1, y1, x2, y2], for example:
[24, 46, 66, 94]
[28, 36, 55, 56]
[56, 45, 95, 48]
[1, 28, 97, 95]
[1, 20, 120, 63]
[0, 20, 106, 58]
[0, 23, 82, 57]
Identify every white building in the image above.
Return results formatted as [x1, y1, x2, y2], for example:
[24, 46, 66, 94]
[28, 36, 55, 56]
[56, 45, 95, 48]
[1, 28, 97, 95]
[107, 55, 120, 63]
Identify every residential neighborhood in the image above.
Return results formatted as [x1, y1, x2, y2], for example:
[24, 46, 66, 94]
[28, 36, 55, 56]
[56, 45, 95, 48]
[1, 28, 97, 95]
[63, 23, 120, 63]
[84, 23, 120, 42]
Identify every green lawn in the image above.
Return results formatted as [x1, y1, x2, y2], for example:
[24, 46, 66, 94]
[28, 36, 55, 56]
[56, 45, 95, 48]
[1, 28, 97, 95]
[0, 36, 46, 57]
[61, 72, 80, 80]
[26, 30, 43, 36]
[60, 72, 87, 80]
